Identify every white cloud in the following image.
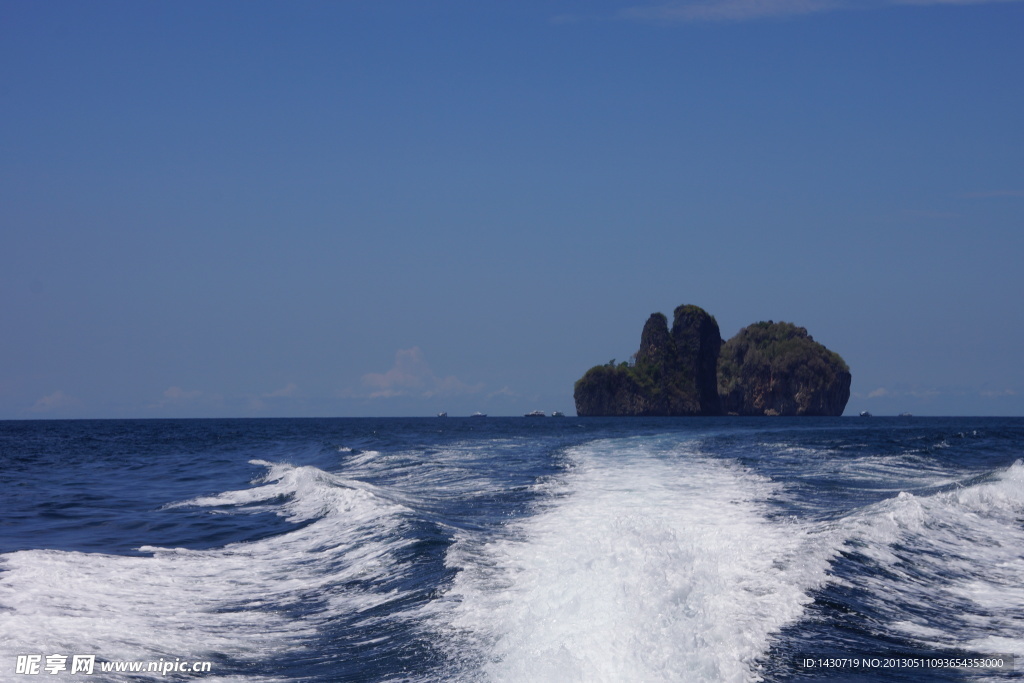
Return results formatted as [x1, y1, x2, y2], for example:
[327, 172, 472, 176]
[246, 383, 300, 412]
[31, 390, 77, 412]
[621, 0, 836, 22]
[618, 0, 1023, 22]
[262, 382, 298, 398]
[902, 209, 961, 220]
[163, 386, 202, 401]
[361, 348, 483, 399]
[868, 387, 889, 398]
[149, 386, 227, 412]
[487, 386, 520, 399]
[962, 189, 1024, 199]
[896, 0, 1023, 5]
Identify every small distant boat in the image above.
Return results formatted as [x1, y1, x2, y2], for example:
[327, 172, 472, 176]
[524, 410, 546, 417]
[551, 411, 565, 417]
[437, 412, 447, 418]
[470, 412, 487, 418]
[898, 412, 913, 417]
[860, 411, 872, 417]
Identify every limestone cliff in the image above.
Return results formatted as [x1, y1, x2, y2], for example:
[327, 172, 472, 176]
[574, 305, 723, 416]
[717, 321, 851, 416]
[574, 307, 851, 417]
[570, 364, 649, 417]
[671, 305, 723, 415]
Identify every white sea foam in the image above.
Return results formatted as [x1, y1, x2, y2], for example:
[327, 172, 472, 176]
[0, 461, 412, 680]
[336, 449, 383, 470]
[764, 442, 961, 492]
[335, 439, 525, 515]
[433, 438, 839, 683]
[838, 459, 1024, 659]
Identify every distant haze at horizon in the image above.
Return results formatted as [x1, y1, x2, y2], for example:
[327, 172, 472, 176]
[3, 0, 1022, 419]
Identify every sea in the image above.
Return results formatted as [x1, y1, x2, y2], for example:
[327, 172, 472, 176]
[2, 416, 1023, 682]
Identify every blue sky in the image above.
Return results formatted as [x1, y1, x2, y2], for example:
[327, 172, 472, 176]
[2, 0, 1022, 418]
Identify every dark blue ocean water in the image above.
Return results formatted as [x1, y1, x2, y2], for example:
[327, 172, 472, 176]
[2, 417, 1023, 682]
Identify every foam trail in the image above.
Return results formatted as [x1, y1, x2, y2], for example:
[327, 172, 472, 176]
[435, 438, 837, 683]
[0, 462, 412, 680]
[839, 459, 1024, 660]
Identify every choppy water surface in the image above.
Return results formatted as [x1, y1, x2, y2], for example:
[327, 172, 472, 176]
[2, 417, 1023, 681]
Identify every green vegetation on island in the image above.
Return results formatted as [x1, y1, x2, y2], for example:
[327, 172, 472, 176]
[718, 321, 851, 416]
[573, 305, 722, 417]
[574, 305, 851, 417]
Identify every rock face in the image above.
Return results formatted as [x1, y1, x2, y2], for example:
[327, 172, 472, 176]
[671, 305, 724, 415]
[717, 321, 851, 416]
[573, 305, 723, 416]
[574, 307, 851, 417]
[569, 364, 648, 417]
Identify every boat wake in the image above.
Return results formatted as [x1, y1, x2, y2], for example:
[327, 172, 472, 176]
[0, 460, 416, 680]
[430, 438, 840, 682]
[3, 425, 1023, 682]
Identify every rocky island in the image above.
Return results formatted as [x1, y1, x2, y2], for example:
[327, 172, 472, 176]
[573, 305, 851, 417]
